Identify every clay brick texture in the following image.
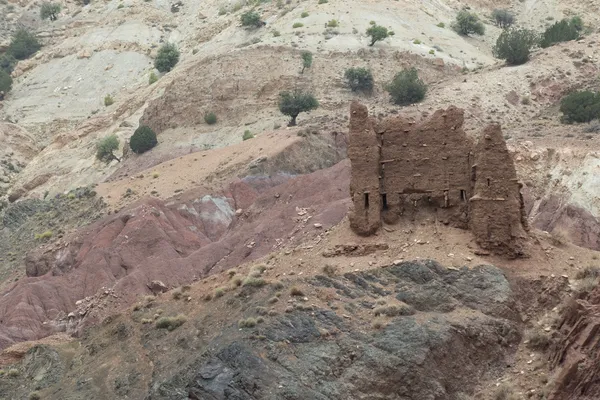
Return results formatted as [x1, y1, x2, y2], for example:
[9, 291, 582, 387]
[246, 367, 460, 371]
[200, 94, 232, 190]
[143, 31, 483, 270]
[348, 101, 528, 258]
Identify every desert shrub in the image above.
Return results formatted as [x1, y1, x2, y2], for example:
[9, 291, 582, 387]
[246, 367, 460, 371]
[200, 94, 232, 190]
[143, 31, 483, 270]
[493, 28, 538, 65]
[0, 53, 17, 74]
[301, 50, 312, 73]
[327, 19, 338, 27]
[272, 30, 281, 37]
[148, 71, 158, 84]
[6, 368, 19, 377]
[290, 286, 304, 296]
[575, 266, 600, 280]
[104, 94, 114, 106]
[301, 11, 308, 18]
[452, 10, 485, 36]
[204, 112, 217, 125]
[278, 90, 319, 126]
[34, 230, 53, 240]
[238, 317, 257, 328]
[540, 17, 583, 48]
[268, 296, 278, 304]
[171, 288, 183, 300]
[242, 130, 254, 140]
[292, 22, 304, 28]
[0, 69, 12, 93]
[366, 24, 389, 46]
[371, 319, 386, 329]
[494, 384, 519, 400]
[96, 134, 120, 162]
[8, 29, 41, 60]
[29, 392, 41, 400]
[344, 67, 373, 92]
[386, 67, 426, 105]
[155, 314, 187, 330]
[525, 329, 551, 351]
[559, 91, 600, 123]
[492, 9, 515, 28]
[154, 43, 180, 72]
[322, 264, 337, 277]
[373, 302, 415, 317]
[40, 2, 61, 20]
[271, 280, 284, 290]
[130, 126, 158, 154]
[584, 119, 600, 133]
[214, 287, 226, 297]
[242, 277, 266, 287]
[436, 22, 445, 28]
[241, 11, 262, 28]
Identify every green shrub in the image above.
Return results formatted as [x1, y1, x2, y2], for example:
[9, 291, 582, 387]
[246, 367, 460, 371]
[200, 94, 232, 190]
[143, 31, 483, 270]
[452, 10, 485, 36]
[344, 67, 374, 92]
[29, 392, 41, 400]
[301, 11, 308, 18]
[366, 24, 389, 46]
[540, 17, 583, 48]
[148, 71, 158, 84]
[238, 317, 257, 328]
[204, 112, 217, 125]
[0, 53, 17, 74]
[242, 277, 266, 286]
[34, 230, 53, 240]
[8, 29, 41, 60]
[301, 50, 312, 73]
[130, 126, 158, 154]
[559, 91, 600, 123]
[117, 3, 124, 8]
[278, 90, 319, 126]
[242, 130, 254, 140]
[292, 22, 304, 28]
[241, 11, 262, 28]
[272, 30, 281, 37]
[96, 134, 120, 162]
[104, 94, 114, 106]
[492, 9, 515, 28]
[155, 314, 187, 330]
[318, 0, 327, 3]
[436, 22, 445, 28]
[214, 287, 226, 298]
[413, 39, 421, 44]
[218, 6, 227, 15]
[154, 43, 180, 73]
[386, 67, 427, 105]
[0, 69, 12, 93]
[6, 368, 19, 377]
[40, 2, 61, 20]
[327, 19, 338, 28]
[493, 28, 538, 65]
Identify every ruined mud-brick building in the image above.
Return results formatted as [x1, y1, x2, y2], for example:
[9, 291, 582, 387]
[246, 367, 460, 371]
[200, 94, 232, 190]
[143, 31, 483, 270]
[348, 101, 528, 257]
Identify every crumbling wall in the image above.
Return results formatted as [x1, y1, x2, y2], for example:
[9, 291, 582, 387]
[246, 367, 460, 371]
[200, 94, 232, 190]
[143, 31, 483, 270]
[347, 101, 527, 257]
[348, 102, 381, 235]
[377, 106, 473, 227]
[471, 124, 527, 257]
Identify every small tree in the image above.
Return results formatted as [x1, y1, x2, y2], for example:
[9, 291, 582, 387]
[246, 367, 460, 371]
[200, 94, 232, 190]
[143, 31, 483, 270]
[493, 28, 538, 65]
[154, 43, 180, 73]
[492, 9, 515, 29]
[8, 29, 42, 60]
[452, 10, 485, 36]
[204, 112, 217, 125]
[130, 126, 158, 154]
[40, 2, 61, 21]
[540, 17, 582, 48]
[386, 68, 427, 106]
[241, 11, 262, 28]
[301, 51, 312, 73]
[560, 91, 600, 123]
[96, 135, 121, 162]
[0, 69, 13, 94]
[366, 24, 389, 46]
[344, 67, 374, 92]
[278, 90, 319, 126]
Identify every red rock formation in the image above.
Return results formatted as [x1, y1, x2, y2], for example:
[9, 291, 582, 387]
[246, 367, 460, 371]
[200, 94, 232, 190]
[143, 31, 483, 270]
[347, 101, 527, 257]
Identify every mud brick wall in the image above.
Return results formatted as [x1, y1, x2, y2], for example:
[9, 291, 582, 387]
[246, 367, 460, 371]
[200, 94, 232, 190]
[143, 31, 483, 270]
[347, 101, 527, 257]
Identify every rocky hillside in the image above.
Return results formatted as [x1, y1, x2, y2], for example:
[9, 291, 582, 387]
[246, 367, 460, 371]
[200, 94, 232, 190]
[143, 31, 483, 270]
[1, 0, 600, 398]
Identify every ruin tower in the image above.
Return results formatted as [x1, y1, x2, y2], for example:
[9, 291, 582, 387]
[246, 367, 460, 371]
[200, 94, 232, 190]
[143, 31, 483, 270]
[348, 101, 381, 235]
[470, 124, 526, 257]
